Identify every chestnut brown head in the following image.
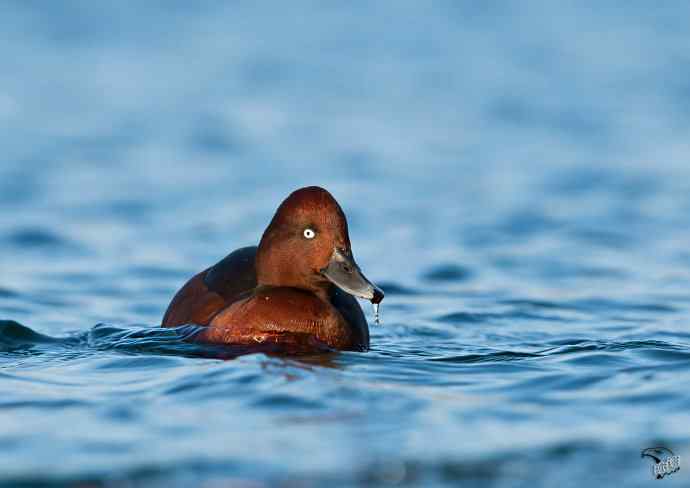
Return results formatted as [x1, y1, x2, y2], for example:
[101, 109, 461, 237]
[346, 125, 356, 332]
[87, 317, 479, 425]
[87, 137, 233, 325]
[256, 186, 383, 304]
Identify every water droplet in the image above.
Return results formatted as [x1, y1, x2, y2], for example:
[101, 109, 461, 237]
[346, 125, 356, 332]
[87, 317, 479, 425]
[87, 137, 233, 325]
[373, 302, 380, 325]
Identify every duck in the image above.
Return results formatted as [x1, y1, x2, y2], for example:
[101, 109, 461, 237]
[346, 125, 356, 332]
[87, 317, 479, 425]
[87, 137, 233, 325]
[162, 186, 384, 351]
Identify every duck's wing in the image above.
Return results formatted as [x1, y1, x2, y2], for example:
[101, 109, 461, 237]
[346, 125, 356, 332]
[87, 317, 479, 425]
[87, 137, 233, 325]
[162, 246, 258, 327]
[203, 246, 258, 300]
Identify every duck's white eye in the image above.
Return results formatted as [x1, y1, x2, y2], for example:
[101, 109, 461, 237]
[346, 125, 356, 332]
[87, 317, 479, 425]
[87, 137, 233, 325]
[303, 228, 316, 239]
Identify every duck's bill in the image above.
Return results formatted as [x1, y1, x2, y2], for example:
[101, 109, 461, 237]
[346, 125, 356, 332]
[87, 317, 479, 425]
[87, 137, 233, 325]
[321, 248, 384, 304]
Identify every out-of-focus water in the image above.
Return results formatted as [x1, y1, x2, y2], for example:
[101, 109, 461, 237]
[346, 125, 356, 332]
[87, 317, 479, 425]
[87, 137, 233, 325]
[1, 1, 690, 486]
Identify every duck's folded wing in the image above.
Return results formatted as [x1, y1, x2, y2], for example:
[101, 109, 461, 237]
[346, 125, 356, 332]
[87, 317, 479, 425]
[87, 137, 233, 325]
[162, 246, 258, 327]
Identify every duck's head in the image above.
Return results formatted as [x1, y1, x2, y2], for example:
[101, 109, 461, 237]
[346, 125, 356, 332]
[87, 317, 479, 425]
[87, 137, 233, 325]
[256, 186, 384, 304]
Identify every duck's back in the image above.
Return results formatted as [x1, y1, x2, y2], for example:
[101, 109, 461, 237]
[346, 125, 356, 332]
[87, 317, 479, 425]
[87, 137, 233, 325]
[162, 246, 258, 327]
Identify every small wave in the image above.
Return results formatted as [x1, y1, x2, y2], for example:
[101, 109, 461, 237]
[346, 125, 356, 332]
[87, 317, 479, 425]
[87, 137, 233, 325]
[5, 227, 79, 251]
[0, 287, 19, 298]
[428, 340, 690, 364]
[375, 281, 419, 296]
[422, 264, 473, 282]
[500, 299, 568, 310]
[430, 350, 541, 363]
[436, 312, 487, 323]
[537, 340, 687, 356]
[0, 320, 61, 351]
[437, 310, 566, 324]
[0, 321, 338, 360]
[568, 298, 678, 314]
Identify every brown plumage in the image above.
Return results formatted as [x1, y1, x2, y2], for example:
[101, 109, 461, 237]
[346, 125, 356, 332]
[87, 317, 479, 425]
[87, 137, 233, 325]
[162, 186, 383, 351]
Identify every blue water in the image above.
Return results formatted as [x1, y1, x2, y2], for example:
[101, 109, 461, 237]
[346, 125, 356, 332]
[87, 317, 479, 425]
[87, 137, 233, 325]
[2, 1, 690, 486]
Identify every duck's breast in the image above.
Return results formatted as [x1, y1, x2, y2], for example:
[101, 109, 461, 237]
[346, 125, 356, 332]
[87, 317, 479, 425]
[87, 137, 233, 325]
[200, 287, 363, 350]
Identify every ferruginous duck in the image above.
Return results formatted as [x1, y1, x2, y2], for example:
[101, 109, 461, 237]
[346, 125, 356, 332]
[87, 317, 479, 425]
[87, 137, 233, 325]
[162, 186, 384, 351]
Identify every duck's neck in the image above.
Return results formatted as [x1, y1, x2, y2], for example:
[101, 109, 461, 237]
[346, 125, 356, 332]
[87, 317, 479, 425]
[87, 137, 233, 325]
[256, 239, 332, 302]
[257, 280, 332, 303]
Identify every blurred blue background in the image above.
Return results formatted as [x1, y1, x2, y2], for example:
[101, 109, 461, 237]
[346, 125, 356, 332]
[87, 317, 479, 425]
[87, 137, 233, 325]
[1, 1, 689, 487]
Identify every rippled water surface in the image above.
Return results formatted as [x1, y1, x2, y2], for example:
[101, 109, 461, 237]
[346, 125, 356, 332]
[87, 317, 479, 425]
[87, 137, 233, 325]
[2, 2, 690, 487]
